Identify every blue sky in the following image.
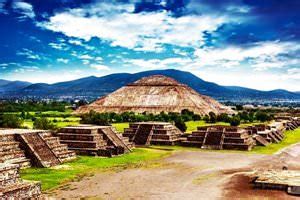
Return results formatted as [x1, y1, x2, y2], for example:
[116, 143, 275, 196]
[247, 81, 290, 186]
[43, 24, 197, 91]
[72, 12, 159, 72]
[0, 0, 299, 91]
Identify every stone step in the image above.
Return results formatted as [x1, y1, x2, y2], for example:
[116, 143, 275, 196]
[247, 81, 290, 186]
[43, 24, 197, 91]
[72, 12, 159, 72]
[57, 133, 101, 141]
[0, 181, 41, 199]
[0, 142, 21, 151]
[56, 151, 77, 163]
[60, 140, 99, 148]
[4, 158, 31, 169]
[222, 143, 254, 151]
[180, 141, 203, 147]
[0, 135, 16, 142]
[0, 151, 26, 161]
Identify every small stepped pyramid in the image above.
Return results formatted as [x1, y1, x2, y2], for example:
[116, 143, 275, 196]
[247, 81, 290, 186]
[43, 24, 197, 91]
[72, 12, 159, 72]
[222, 126, 255, 150]
[247, 125, 284, 144]
[123, 122, 183, 145]
[57, 125, 132, 157]
[17, 132, 61, 167]
[133, 124, 154, 145]
[0, 163, 41, 198]
[57, 126, 108, 156]
[99, 127, 132, 153]
[202, 127, 225, 150]
[181, 126, 255, 151]
[0, 134, 31, 169]
[39, 132, 77, 163]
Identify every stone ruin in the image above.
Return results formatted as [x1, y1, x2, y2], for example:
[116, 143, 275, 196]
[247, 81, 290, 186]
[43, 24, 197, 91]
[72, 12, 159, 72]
[0, 163, 41, 198]
[246, 124, 284, 146]
[56, 125, 133, 157]
[181, 125, 255, 151]
[123, 122, 183, 145]
[285, 118, 300, 130]
[253, 170, 300, 196]
[0, 129, 76, 168]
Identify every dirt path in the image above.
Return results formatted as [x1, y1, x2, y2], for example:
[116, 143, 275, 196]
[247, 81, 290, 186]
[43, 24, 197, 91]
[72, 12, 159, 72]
[49, 151, 270, 199]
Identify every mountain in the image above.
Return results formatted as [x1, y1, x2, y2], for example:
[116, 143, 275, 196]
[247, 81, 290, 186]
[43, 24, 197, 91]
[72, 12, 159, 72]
[1, 69, 299, 101]
[0, 80, 31, 93]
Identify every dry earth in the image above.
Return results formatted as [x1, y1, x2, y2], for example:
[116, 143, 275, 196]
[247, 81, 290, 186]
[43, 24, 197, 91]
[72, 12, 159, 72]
[48, 144, 300, 200]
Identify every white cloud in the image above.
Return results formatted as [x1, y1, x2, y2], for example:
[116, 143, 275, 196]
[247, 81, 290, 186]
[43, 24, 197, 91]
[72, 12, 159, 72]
[79, 54, 93, 60]
[194, 41, 300, 70]
[57, 58, 69, 64]
[126, 57, 193, 70]
[38, 2, 227, 52]
[90, 64, 110, 71]
[12, 1, 35, 19]
[16, 48, 41, 60]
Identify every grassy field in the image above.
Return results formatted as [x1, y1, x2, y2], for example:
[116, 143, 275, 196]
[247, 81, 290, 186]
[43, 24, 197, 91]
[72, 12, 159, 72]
[21, 148, 172, 191]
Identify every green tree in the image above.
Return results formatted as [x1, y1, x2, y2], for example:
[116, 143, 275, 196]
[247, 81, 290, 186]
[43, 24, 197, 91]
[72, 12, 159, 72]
[230, 116, 241, 126]
[0, 114, 23, 128]
[174, 118, 187, 132]
[209, 112, 217, 123]
[33, 117, 56, 130]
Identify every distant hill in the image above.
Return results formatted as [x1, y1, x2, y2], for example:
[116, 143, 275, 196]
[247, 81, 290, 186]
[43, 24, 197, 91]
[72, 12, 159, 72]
[0, 80, 31, 93]
[1, 69, 299, 101]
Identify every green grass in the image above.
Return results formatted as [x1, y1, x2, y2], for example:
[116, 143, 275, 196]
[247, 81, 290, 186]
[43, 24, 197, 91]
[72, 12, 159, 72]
[21, 148, 172, 191]
[252, 128, 300, 154]
[185, 120, 229, 133]
[112, 122, 129, 132]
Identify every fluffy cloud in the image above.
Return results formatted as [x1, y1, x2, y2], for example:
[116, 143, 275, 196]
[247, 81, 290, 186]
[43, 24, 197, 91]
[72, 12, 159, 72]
[126, 57, 194, 70]
[12, 1, 35, 19]
[38, 2, 227, 52]
[90, 64, 110, 71]
[57, 58, 69, 64]
[194, 41, 300, 70]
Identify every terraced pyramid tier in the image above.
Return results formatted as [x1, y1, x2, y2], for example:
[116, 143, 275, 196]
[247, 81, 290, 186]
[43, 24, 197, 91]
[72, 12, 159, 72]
[0, 163, 41, 198]
[123, 122, 183, 146]
[181, 126, 255, 151]
[0, 129, 77, 168]
[57, 125, 132, 157]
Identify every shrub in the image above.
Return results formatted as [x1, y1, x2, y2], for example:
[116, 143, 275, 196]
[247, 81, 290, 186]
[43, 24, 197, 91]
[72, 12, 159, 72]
[33, 118, 56, 130]
[0, 114, 23, 128]
[230, 116, 241, 126]
[174, 118, 187, 132]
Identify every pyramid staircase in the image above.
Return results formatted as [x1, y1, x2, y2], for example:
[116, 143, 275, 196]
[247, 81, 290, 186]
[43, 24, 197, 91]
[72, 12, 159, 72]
[39, 132, 77, 163]
[133, 124, 154, 145]
[99, 127, 132, 154]
[181, 126, 255, 151]
[0, 129, 76, 168]
[57, 125, 132, 157]
[0, 134, 31, 169]
[17, 132, 61, 168]
[124, 122, 183, 145]
[202, 128, 225, 150]
[0, 163, 41, 199]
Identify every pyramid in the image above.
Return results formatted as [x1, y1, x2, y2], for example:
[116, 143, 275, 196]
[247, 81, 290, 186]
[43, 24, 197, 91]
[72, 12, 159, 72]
[75, 75, 235, 115]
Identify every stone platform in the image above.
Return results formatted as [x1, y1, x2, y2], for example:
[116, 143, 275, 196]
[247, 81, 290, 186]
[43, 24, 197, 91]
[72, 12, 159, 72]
[181, 126, 255, 151]
[0, 163, 41, 198]
[253, 170, 300, 195]
[123, 122, 183, 145]
[56, 125, 132, 157]
[0, 129, 76, 168]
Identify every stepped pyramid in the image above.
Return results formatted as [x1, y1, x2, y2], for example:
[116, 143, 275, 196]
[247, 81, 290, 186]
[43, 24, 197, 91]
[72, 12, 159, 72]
[75, 75, 235, 115]
[123, 122, 183, 145]
[56, 125, 132, 157]
[0, 163, 41, 198]
[0, 129, 76, 168]
[181, 126, 255, 151]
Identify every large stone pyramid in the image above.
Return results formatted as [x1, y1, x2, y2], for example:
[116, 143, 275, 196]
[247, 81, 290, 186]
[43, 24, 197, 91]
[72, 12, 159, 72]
[75, 75, 234, 115]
